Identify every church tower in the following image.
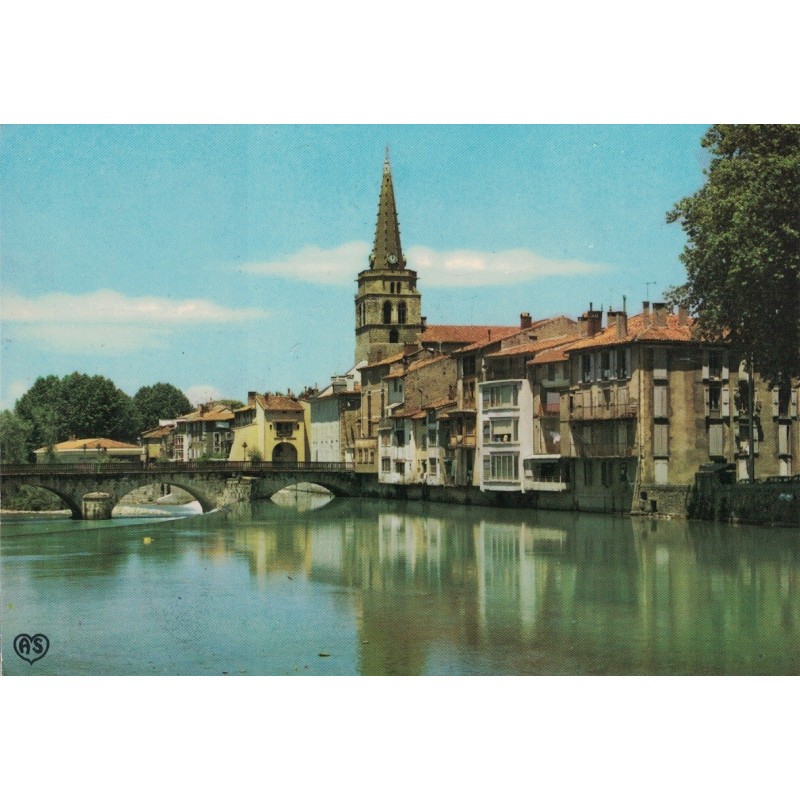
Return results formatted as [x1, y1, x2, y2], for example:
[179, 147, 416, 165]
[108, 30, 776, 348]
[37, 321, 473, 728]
[355, 152, 423, 365]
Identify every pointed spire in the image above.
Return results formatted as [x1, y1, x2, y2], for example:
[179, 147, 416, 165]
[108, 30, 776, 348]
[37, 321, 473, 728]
[370, 150, 405, 269]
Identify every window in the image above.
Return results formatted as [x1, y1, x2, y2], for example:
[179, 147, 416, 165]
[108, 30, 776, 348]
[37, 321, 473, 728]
[708, 386, 721, 413]
[393, 421, 405, 447]
[583, 460, 593, 486]
[463, 356, 476, 377]
[547, 362, 557, 381]
[654, 459, 669, 485]
[173, 436, 184, 461]
[381, 457, 391, 472]
[708, 350, 723, 380]
[484, 453, 518, 482]
[652, 348, 668, 381]
[383, 301, 392, 324]
[394, 461, 405, 475]
[482, 383, 519, 409]
[485, 417, 518, 443]
[601, 351, 612, 380]
[389, 328, 399, 343]
[582, 354, 592, 383]
[398, 302, 407, 324]
[275, 421, 294, 438]
[617, 348, 631, 379]
[429, 457, 438, 475]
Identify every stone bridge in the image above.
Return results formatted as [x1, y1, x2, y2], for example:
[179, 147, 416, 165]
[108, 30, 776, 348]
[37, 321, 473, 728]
[0, 462, 375, 519]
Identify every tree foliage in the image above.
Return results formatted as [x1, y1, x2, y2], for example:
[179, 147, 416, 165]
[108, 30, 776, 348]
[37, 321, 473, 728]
[666, 124, 800, 384]
[0, 410, 33, 463]
[134, 383, 194, 430]
[15, 373, 142, 450]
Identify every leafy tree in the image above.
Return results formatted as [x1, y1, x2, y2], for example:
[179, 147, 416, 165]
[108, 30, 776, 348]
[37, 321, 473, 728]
[216, 398, 245, 410]
[3, 485, 66, 511]
[666, 124, 800, 385]
[0, 410, 33, 463]
[15, 373, 142, 450]
[134, 383, 194, 430]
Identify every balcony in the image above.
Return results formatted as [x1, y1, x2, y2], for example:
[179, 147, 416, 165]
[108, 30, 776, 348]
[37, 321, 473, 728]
[449, 434, 476, 448]
[569, 401, 638, 421]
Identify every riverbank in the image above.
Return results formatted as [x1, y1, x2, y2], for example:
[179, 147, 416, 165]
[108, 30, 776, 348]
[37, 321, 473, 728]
[0, 509, 72, 521]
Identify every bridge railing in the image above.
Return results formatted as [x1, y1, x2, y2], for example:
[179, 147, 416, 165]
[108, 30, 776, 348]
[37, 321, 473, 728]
[0, 461, 357, 477]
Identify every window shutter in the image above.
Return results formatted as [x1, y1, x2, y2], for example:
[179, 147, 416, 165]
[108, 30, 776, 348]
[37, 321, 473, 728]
[654, 385, 668, 418]
[703, 386, 710, 416]
[791, 389, 799, 419]
[721, 386, 730, 416]
[709, 422, 724, 457]
[778, 423, 790, 456]
[722, 354, 729, 381]
[772, 387, 780, 418]
[654, 422, 669, 456]
[702, 350, 710, 381]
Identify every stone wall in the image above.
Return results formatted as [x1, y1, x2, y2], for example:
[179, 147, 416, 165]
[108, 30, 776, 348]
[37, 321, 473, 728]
[634, 484, 691, 518]
[690, 474, 800, 527]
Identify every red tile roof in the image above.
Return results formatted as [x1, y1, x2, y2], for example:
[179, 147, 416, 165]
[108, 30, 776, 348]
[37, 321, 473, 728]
[363, 350, 415, 369]
[450, 317, 575, 354]
[530, 345, 573, 365]
[484, 333, 581, 359]
[141, 426, 174, 440]
[424, 396, 457, 410]
[256, 394, 304, 412]
[420, 325, 520, 348]
[565, 312, 696, 352]
[35, 437, 140, 453]
[387, 353, 450, 378]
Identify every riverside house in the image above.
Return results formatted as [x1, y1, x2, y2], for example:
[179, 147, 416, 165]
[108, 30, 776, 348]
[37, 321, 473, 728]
[229, 392, 311, 465]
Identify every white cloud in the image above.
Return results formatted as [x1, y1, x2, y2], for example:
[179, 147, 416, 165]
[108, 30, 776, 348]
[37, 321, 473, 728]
[240, 242, 605, 287]
[241, 242, 369, 285]
[12, 324, 170, 353]
[2, 289, 267, 324]
[185, 385, 224, 405]
[408, 246, 605, 287]
[1, 289, 268, 354]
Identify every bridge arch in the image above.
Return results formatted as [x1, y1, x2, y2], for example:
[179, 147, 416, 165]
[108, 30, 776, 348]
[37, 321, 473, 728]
[114, 481, 205, 515]
[2, 481, 82, 519]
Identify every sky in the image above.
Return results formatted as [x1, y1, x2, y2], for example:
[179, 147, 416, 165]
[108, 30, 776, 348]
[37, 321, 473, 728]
[0, 124, 710, 410]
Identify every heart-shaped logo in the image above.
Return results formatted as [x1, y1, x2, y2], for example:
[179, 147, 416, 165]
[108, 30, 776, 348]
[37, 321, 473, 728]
[13, 633, 50, 665]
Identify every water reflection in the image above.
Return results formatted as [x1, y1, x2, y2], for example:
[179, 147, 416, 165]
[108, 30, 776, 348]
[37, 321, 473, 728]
[2, 501, 799, 675]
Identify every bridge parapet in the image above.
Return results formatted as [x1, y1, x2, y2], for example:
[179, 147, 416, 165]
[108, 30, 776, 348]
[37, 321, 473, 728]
[0, 461, 355, 477]
[0, 462, 361, 519]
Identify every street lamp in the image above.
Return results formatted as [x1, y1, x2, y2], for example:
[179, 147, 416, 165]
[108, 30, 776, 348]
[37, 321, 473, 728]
[242, 442, 248, 464]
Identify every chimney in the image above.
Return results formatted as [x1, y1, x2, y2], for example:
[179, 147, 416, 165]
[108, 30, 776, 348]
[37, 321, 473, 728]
[247, 391, 257, 405]
[607, 309, 628, 339]
[520, 312, 532, 329]
[642, 301, 651, 327]
[677, 306, 689, 326]
[587, 302, 603, 337]
[420, 316, 427, 331]
[653, 301, 668, 327]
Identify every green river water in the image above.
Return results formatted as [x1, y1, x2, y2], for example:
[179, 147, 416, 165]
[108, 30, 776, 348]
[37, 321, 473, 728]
[2, 498, 799, 675]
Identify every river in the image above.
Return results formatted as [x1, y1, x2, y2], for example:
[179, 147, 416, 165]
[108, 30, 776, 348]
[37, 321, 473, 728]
[2, 498, 799, 675]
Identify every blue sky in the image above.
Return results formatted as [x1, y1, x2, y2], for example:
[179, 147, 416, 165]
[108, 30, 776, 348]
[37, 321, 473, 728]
[1, 124, 709, 409]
